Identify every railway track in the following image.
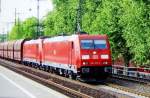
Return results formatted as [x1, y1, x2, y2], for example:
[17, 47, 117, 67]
[106, 82, 150, 98]
[0, 59, 116, 98]
[111, 74, 150, 84]
[96, 74, 149, 98]
[0, 59, 150, 98]
[106, 74, 150, 97]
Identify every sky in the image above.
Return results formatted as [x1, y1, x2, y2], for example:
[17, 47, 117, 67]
[0, 0, 53, 34]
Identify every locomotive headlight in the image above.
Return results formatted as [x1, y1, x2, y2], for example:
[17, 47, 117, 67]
[101, 54, 109, 59]
[82, 55, 89, 59]
[83, 62, 88, 65]
[83, 62, 86, 65]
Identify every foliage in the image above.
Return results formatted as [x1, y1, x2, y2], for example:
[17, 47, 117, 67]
[8, 0, 150, 66]
[43, 0, 78, 36]
[22, 17, 38, 39]
[119, 0, 149, 65]
[9, 17, 38, 40]
[8, 20, 24, 40]
[0, 34, 7, 42]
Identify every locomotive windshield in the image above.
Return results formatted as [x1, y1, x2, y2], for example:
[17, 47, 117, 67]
[81, 40, 94, 49]
[81, 39, 107, 49]
[94, 40, 107, 49]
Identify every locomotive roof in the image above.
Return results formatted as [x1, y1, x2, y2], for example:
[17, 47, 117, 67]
[43, 35, 78, 43]
[24, 39, 41, 44]
[23, 34, 108, 44]
[43, 34, 107, 43]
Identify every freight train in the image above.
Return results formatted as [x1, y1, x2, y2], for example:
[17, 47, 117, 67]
[0, 32, 112, 81]
[112, 65, 150, 80]
[112, 57, 150, 80]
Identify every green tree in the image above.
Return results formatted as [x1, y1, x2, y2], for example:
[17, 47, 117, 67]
[119, 0, 148, 65]
[8, 20, 23, 40]
[0, 34, 7, 42]
[43, 0, 78, 36]
[9, 17, 38, 40]
[22, 17, 38, 39]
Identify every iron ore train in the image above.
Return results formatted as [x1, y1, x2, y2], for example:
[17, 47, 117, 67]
[0, 32, 112, 81]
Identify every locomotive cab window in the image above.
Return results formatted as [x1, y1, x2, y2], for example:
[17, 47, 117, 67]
[94, 40, 107, 49]
[80, 39, 107, 49]
[81, 40, 94, 49]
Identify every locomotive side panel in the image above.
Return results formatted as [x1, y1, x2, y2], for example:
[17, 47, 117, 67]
[43, 40, 77, 73]
[23, 41, 39, 65]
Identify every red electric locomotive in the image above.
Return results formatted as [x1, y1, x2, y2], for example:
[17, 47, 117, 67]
[42, 32, 112, 81]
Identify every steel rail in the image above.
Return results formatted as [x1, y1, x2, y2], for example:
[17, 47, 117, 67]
[0, 59, 116, 98]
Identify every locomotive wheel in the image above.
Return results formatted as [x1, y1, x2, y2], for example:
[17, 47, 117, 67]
[31, 64, 34, 68]
[68, 73, 73, 79]
[68, 71, 76, 80]
[39, 66, 43, 70]
[64, 70, 69, 78]
[44, 66, 47, 71]
[49, 67, 54, 73]
[35, 64, 38, 69]
[46, 67, 49, 72]
[72, 74, 77, 80]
